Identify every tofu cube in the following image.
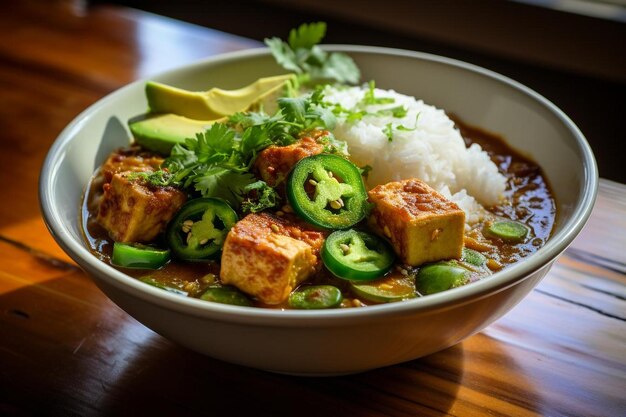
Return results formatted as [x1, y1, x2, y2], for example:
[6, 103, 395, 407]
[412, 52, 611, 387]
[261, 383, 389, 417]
[254, 134, 325, 187]
[367, 178, 465, 266]
[97, 172, 186, 243]
[220, 213, 326, 305]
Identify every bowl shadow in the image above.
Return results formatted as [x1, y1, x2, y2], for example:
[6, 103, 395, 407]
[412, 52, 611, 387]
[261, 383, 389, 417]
[95, 335, 466, 417]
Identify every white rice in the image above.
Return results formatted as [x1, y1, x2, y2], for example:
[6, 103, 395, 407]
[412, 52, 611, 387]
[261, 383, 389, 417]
[324, 85, 507, 224]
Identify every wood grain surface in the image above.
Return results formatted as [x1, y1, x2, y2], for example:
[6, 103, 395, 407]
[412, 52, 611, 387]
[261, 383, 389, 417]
[1, 1, 624, 416]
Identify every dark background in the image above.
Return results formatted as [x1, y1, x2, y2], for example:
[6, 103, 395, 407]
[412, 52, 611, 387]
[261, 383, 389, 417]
[94, 0, 625, 182]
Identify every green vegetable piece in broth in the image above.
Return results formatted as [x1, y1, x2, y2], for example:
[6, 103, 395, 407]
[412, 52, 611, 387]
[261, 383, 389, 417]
[141, 277, 187, 296]
[461, 247, 487, 267]
[322, 229, 396, 281]
[417, 263, 469, 295]
[485, 220, 530, 243]
[351, 275, 415, 303]
[166, 198, 238, 261]
[288, 285, 343, 309]
[200, 286, 252, 306]
[287, 154, 368, 230]
[111, 242, 170, 269]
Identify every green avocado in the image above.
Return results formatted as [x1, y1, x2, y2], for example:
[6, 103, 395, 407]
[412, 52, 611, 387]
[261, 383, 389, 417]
[129, 113, 224, 154]
[145, 74, 296, 120]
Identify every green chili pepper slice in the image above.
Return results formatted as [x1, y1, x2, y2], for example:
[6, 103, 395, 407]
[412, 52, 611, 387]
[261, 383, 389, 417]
[461, 247, 487, 267]
[111, 242, 170, 269]
[416, 262, 468, 295]
[166, 198, 238, 261]
[322, 229, 396, 281]
[286, 154, 368, 229]
[288, 285, 343, 309]
[484, 220, 530, 243]
[351, 274, 416, 303]
[141, 277, 187, 296]
[200, 286, 252, 306]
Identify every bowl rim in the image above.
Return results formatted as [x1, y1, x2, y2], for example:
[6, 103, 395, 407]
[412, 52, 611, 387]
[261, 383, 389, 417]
[39, 45, 598, 326]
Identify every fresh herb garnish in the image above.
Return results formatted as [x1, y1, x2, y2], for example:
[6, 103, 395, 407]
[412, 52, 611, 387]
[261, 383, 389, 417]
[265, 22, 360, 85]
[156, 90, 341, 209]
[382, 113, 421, 142]
[362, 81, 395, 105]
[360, 164, 373, 178]
[385, 105, 408, 118]
[241, 180, 281, 213]
[383, 123, 394, 142]
[126, 170, 174, 187]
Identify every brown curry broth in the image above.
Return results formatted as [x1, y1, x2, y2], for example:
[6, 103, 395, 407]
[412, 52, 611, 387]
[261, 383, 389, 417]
[452, 117, 556, 267]
[82, 119, 556, 308]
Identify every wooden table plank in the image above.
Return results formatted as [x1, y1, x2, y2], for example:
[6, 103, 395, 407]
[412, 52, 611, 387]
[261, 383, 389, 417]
[0, 1, 624, 416]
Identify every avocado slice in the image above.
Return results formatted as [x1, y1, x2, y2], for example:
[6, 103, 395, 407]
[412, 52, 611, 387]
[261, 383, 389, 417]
[145, 74, 296, 120]
[129, 113, 224, 154]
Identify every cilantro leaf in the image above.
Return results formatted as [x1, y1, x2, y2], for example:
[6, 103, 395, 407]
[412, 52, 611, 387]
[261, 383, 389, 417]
[241, 180, 281, 213]
[313, 52, 361, 84]
[126, 170, 174, 187]
[240, 124, 273, 162]
[362, 80, 395, 105]
[265, 22, 360, 85]
[386, 106, 408, 118]
[265, 37, 302, 73]
[383, 123, 394, 142]
[162, 89, 346, 210]
[288, 22, 326, 49]
[194, 168, 257, 207]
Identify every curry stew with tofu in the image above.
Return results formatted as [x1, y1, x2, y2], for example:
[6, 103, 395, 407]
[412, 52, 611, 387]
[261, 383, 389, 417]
[82, 119, 556, 309]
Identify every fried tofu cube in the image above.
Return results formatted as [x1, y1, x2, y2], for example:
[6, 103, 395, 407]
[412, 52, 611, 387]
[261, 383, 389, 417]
[368, 178, 465, 266]
[220, 213, 326, 305]
[96, 172, 186, 243]
[254, 134, 325, 187]
[100, 146, 164, 184]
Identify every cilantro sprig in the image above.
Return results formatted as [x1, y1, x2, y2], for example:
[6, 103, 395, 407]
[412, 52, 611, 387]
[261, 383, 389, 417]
[265, 22, 360, 85]
[153, 90, 341, 210]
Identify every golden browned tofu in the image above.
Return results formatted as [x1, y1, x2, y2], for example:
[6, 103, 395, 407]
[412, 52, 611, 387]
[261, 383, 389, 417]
[100, 146, 164, 184]
[220, 213, 327, 305]
[368, 178, 465, 266]
[96, 173, 186, 243]
[254, 133, 325, 187]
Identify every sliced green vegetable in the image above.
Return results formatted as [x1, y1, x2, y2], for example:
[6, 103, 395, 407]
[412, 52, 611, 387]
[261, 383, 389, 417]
[322, 229, 396, 281]
[484, 220, 530, 243]
[416, 262, 469, 295]
[461, 247, 487, 267]
[111, 242, 170, 269]
[288, 285, 343, 309]
[351, 275, 415, 303]
[200, 286, 252, 306]
[128, 113, 222, 155]
[141, 277, 187, 296]
[145, 74, 295, 120]
[287, 154, 368, 229]
[166, 198, 238, 261]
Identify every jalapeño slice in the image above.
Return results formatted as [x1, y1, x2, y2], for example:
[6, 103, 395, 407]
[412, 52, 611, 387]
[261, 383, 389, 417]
[288, 285, 343, 309]
[200, 286, 252, 307]
[286, 154, 368, 229]
[416, 262, 468, 295]
[111, 242, 170, 269]
[166, 198, 238, 261]
[322, 229, 396, 281]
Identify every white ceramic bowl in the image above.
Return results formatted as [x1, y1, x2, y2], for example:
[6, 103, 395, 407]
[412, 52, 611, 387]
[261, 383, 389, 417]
[40, 46, 597, 375]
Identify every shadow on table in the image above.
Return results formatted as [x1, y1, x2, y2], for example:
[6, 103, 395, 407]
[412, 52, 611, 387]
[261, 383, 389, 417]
[95, 339, 468, 416]
[0, 271, 542, 416]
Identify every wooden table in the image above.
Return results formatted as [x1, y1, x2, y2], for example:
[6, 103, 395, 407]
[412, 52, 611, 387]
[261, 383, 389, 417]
[1, 2, 624, 416]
